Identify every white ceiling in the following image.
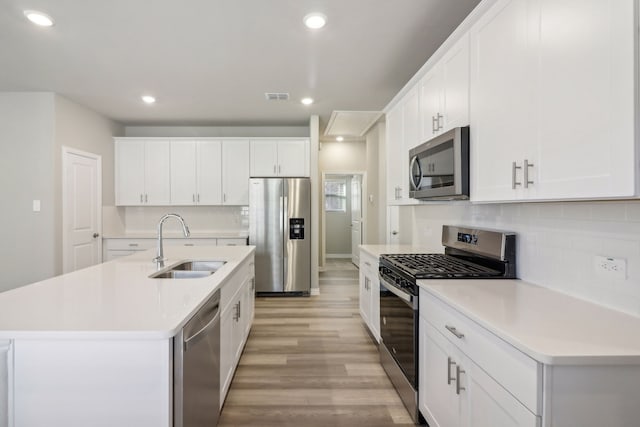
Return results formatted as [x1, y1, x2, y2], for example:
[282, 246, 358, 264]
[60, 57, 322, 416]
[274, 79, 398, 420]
[0, 0, 481, 131]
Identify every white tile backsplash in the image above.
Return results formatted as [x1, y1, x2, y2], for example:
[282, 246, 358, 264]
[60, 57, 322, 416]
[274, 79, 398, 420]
[410, 200, 640, 317]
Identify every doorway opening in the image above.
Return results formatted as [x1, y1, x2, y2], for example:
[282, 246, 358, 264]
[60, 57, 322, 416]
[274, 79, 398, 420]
[321, 172, 365, 271]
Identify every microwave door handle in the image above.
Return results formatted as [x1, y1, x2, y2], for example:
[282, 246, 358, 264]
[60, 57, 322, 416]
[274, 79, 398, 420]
[409, 155, 423, 191]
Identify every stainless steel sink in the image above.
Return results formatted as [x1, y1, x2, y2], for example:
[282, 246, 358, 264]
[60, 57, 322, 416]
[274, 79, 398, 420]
[171, 260, 226, 272]
[151, 270, 213, 279]
[149, 260, 227, 279]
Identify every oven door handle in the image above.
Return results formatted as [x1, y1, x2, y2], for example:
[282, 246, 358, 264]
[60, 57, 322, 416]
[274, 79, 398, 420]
[381, 279, 415, 307]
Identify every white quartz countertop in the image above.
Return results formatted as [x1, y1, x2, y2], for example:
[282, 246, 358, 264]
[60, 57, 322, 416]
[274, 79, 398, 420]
[360, 244, 432, 258]
[0, 246, 254, 340]
[103, 231, 249, 239]
[419, 280, 640, 365]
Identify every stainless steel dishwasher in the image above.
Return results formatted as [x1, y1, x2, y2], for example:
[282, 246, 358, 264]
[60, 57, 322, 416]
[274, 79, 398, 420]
[174, 289, 221, 427]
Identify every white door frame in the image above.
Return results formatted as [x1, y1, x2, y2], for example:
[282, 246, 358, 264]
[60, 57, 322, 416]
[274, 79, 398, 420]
[320, 171, 367, 269]
[62, 146, 102, 273]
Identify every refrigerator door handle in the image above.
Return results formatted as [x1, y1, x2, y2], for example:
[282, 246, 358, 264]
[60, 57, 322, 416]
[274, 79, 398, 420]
[283, 194, 289, 288]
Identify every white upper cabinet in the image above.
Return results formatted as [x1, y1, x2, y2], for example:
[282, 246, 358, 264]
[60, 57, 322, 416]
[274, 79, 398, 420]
[386, 104, 405, 202]
[470, 0, 636, 202]
[421, 33, 470, 140]
[115, 139, 170, 206]
[249, 139, 310, 177]
[170, 141, 222, 205]
[222, 140, 250, 205]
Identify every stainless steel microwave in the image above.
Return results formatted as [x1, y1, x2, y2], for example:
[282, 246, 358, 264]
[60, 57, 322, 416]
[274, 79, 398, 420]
[408, 126, 469, 200]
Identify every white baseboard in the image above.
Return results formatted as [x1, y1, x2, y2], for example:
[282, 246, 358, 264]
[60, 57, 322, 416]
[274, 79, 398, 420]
[310, 287, 320, 296]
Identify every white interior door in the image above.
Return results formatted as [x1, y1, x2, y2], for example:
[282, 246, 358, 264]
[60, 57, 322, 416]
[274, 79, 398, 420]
[63, 148, 102, 273]
[351, 175, 362, 265]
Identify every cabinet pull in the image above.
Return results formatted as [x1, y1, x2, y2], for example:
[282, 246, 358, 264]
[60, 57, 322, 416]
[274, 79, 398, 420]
[437, 113, 443, 131]
[140, 194, 143, 203]
[447, 357, 456, 385]
[145, 194, 148, 203]
[456, 365, 466, 395]
[184, 243, 194, 247]
[524, 159, 534, 188]
[365, 261, 371, 267]
[445, 325, 465, 339]
[197, 194, 200, 202]
[432, 116, 438, 133]
[223, 194, 226, 203]
[128, 243, 139, 247]
[511, 162, 522, 189]
[192, 194, 195, 203]
[237, 300, 241, 320]
[273, 165, 276, 174]
[233, 302, 239, 321]
[278, 165, 281, 174]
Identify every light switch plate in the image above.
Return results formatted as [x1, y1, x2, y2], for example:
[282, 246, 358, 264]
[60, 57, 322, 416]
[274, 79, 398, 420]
[32, 200, 41, 212]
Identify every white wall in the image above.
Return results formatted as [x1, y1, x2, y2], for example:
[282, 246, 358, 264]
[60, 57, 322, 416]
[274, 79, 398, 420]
[124, 126, 309, 138]
[0, 93, 56, 291]
[410, 200, 640, 317]
[0, 93, 123, 292]
[116, 206, 249, 234]
[365, 123, 381, 244]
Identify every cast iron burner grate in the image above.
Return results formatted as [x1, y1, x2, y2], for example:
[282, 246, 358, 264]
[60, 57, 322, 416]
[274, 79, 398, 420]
[383, 254, 502, 279]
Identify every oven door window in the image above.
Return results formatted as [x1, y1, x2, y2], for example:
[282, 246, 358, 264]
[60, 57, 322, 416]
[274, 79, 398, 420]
[380, 282, 417, 388]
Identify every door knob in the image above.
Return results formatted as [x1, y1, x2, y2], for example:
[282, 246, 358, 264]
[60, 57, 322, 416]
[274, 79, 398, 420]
[93, 233, 100, 238]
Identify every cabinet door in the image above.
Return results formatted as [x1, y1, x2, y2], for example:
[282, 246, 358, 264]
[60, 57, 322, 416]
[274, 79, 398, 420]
[144, 141, 171, 205]
[420, 318, 461, 427]
[197, 141, 223, 205]
[358, 269, 370, 326]
[462, 356, 539, 427]
[469, 0, 538, 202]
[534, 0, 635, 200]
[277, 140, 309, 177]
[250, 140, 278, 177]
[421, 67, 443, 140]
[219, 305, 235, 408]
[386, 105, 404, 202]
[403, 87, 422, 151]
[170, 141, 197, 205]
[222, 140, 250, 205]
[115, 140, 145, 206]
[369, 273, 380, 343]
[442, 33, 470, 132]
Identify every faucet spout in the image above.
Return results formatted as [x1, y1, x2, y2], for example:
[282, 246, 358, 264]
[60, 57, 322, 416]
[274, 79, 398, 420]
[153, 213, 190, 267]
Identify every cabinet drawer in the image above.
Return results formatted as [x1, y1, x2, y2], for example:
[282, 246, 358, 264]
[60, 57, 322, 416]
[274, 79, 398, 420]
[217, 238, 248, 246]
[164, 238, 218, 247]
[104, 239, 156, 251]
[359, 251, 378, 275]
[420, 289, 541, 414]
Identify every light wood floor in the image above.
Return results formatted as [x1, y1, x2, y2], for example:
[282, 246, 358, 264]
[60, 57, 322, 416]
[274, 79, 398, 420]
[218, 264, 414, 426]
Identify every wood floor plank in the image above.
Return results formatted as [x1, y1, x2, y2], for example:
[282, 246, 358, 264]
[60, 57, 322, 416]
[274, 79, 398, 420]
[218, 260, 411, 426]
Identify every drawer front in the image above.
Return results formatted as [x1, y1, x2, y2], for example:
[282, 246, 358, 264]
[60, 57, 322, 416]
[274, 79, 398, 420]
[359, 251, 378, 275]
[217, 238, 248, 246]
[104, 249, 142, 262]
[104, 239, 156, 251]
[164, 238, 218, 247]
[221, 260, 250, 313]
[420, 289, 541, 415]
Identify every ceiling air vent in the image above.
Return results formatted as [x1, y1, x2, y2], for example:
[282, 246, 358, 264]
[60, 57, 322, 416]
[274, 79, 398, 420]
[265, 92, 290, 101]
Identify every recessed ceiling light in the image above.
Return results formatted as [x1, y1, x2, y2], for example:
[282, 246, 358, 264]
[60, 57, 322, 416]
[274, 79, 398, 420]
[301, 97, 314, 105]
[336, 136, 344, 142]
[303, 13, 327, 29]
[24, 10, 54, 27]
[141, 95, 156, 104]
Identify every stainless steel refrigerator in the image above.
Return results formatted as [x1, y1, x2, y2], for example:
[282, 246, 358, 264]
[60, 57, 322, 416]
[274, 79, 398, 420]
[249, 178, 311, 295]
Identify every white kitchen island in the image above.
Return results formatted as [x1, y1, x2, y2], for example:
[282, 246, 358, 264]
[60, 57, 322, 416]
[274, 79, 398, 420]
[0, 245, 255, 427]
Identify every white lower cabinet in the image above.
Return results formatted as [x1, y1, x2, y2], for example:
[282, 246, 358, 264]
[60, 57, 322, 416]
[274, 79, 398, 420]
[420, 317, 538, 427]
[219, 259, 254, 408]
[358, 250, 380, 342]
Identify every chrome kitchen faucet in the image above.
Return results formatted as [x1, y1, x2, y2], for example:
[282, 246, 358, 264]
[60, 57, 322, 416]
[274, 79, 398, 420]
[154, 213, 190, 267]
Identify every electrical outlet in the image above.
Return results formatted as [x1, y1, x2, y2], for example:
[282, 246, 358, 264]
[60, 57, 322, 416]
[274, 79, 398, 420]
[594, 255, 627, 280]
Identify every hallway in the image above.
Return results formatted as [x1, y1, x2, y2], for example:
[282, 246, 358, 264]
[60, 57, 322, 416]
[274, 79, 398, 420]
[218, 264, 413, 426]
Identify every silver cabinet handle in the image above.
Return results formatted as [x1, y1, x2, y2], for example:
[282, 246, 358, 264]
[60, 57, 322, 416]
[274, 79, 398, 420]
[445, 325, 465, 339]
[432, 116, 438, 133]
[145, 194, 148, 203]
[238, 300, 241, 320]
[278, 165, 281, 174]
[512, 162, 522, 189]
[184, 243, 194, 246]
[197, 194, 200, 202]
[437, 113, 443, 130]
[223, 194, 226, 203]
[447, 357, 456, 385]
[524, 159, 534, 188]
[456, 365, 466, 395]
[140, 194, 143, 203]
[128, 243, 139, 247]
[192, 194, 195, 203]
[273, 165, 276, 174]
[364, 261, 371, 267]
[233, 302, 239, 321]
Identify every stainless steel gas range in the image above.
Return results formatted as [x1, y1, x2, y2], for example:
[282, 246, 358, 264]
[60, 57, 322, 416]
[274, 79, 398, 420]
[378, 225, 517, 424]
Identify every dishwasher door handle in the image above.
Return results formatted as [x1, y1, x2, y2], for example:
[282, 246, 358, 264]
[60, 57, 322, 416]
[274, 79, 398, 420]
[183, 303, 220, 351]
